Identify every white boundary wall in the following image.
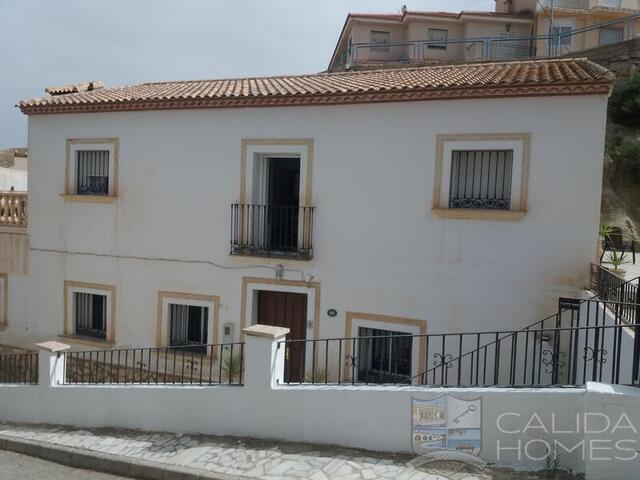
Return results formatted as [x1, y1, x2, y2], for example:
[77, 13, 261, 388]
[0, 327, 638, 479]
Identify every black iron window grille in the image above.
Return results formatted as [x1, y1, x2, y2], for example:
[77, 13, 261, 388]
[76, 150, 109, 195]
[169, 304, 208, 354]
[427, 28, 448, 49]
[357, 327, 412, 384]
[74, 292, 107, 339]
[449, 149, 513, 210]
[370, 30, 390, 51]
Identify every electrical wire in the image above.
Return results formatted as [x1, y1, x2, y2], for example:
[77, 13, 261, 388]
[29, 246, 310, 280]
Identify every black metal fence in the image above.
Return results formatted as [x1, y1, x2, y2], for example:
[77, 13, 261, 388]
[62, 343, 244, 386]
[230, 204, 314, 259]
[590, 263, 639, 325]
[0, 352, 38, 384]
[279, 298, 640, 388]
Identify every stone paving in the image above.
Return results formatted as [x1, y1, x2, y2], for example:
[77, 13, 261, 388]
[0, 423, 578, 480]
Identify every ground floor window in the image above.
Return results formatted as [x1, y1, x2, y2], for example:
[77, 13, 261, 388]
[74, 292, 107, 339]
[357, 327, 412, 384]
[169, 304, 209, 353]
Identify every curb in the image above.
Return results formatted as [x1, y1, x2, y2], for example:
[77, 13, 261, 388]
[0, 434, 244, 480]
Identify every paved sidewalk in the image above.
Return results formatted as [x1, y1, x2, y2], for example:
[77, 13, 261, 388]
[0, 423, 576, 480]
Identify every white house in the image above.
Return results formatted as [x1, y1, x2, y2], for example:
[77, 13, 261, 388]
[1, 58, 614, 383]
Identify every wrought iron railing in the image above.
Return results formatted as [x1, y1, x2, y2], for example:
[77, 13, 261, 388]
[0, 192, 27, 227]
[0, 352, 38, 384]
[279, 298, 640, 387]
[62, 342, 245, 385]
[230, 204, 314, 260]
[590, 263, 639, 325]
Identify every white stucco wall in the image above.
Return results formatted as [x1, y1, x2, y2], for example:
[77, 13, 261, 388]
[1, 94, 608, 360]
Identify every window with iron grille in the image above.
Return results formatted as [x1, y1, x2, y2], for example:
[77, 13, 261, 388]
[357, 327, 412, 384]
[76, 150, 110, 195]
[169, 304, 209, 353]
[449, 150, 513, 210]
[74, 292, 107, 339]
[370, 30, 390, 51]
[427, 28, 448, 49]
[549, 26, 572, 47]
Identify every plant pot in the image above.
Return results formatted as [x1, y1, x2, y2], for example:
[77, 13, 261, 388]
[612, 268, 626, 278]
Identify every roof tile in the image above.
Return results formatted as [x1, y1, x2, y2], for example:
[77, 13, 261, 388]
[19, 58, 614, 115]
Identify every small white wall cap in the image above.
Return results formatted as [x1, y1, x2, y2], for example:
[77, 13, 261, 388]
[243, 325, 290, 339]
[35, 341, 71, 352]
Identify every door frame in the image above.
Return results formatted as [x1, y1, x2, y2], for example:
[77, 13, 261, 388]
[241, 276, 321, 376]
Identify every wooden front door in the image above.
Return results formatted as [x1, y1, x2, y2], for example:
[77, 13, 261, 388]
[257, 290, 307, 382]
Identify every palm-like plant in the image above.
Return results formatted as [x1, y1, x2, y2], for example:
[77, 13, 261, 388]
[606, 250, 630, 272]
[599, 223, 616, 264]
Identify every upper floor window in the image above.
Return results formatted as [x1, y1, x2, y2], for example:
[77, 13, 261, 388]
[76, 150, 110, 195]
[65, 138, 119, 201]
[549, 26, 572, 47]
[449, 150, 513, 210]
[370, 30, 390, 51]
[427, 28, 448, 50]
[432, 133, 530, 221]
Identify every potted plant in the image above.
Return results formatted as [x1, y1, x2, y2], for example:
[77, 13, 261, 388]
[598, 223, 616, 264]
[605, 250, 630, 277]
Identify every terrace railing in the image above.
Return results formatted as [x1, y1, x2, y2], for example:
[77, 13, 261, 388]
[590, 263, 640, 325]
[0, 352, 38, 384]
[62, 342, 245, 386]
[0, 192, 27, 227]
[279, 298, 640, 388]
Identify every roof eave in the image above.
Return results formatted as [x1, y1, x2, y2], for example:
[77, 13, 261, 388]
[18, 81, 614, 116]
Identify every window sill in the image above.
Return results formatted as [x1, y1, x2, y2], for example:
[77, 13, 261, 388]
[432, 208, 527, 221]
[61, 194, 117, 204]
[58, 335, 114, 348]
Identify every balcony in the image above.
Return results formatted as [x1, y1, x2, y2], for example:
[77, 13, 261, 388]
[230, 204, 314, 260]
[0, 192, 27, 229]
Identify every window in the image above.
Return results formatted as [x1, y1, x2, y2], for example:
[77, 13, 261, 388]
[370, 30, 390, 51]
[427, 28, 448, 50]
[357, 327, 412, 384]
[74, 292, 107, 339]
[449, 150, 513, 210]
[64, 281, 115, 343]
[549, 26, 572, 47]
[599, 28, 623, 46]
[168, 304, 209, 353]
[65, 138, 118, 200]
[76, 150, 109, 195]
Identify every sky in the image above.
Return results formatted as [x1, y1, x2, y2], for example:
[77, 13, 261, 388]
[0, 0, 493, 148]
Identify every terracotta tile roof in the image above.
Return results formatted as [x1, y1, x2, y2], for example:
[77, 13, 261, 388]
[349, 10, 529, 21]
[19, 59, 614, 115]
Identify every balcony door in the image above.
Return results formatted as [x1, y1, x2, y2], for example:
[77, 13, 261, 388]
[252, 156, 300, 252]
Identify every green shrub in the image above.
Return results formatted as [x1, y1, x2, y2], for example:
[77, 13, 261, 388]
[609, 73, 640, 127]
[615, 136, 640, 180]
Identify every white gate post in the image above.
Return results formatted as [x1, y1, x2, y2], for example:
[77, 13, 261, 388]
[35, 341, 70, 387]
[242, 325, 289, 390]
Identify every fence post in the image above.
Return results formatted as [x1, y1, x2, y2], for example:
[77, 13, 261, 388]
[35, 341, 70, 387]
[242, 325, 289, 390]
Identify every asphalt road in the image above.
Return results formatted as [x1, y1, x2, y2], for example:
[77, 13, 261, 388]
[0, 450, 133, 479]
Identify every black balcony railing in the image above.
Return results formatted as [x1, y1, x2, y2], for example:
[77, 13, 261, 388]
[230, 204, 314, 260]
